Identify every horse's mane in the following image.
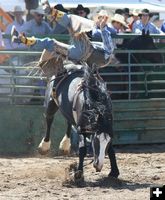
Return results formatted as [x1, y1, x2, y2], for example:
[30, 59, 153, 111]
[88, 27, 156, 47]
[79, 64, 112, 134]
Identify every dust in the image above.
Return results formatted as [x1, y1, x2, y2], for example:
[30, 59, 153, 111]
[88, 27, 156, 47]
[0, 145, 164, 200]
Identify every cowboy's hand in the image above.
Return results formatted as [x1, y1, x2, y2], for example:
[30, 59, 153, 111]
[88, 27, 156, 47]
[100, 16, 109, 30]
[51, 9, 65, 22]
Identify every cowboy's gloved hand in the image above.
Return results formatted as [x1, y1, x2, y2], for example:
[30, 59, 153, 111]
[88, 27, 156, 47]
[51, 9, 65, 22]
[46, 8, 65, 23]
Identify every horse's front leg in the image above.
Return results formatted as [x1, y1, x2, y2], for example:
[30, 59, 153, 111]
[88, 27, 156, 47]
[59, 122, 72, 154]
[108, 142, 119, 178]
[74, 134, 86, 180]
[38, 99, 58, 155]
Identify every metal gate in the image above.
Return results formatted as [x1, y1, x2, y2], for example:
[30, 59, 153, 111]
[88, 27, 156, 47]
[0, 42, 165, 155]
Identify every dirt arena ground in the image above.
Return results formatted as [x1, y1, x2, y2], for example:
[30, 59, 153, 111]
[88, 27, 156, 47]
[0, 144, 164, 200]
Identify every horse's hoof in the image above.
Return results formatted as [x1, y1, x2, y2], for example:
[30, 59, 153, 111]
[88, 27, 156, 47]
[38, 138, 51, 155]
[58, 149, 70, 156]
[74, 170, 84, 181]
[38, 147, 49, 155]
[108, 171, 119, 179]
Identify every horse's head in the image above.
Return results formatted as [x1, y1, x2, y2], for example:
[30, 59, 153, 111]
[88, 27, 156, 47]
[127, 30, 163, 64]
[92, 131, 111, 172]
[77, 64, 113, 172]
[92, 111, 113, 172]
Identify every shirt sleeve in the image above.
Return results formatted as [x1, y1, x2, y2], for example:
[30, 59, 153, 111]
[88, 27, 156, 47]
[101, 26, 114, 58]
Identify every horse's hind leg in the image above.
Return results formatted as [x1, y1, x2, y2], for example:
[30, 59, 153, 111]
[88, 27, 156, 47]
[38, 99, 58, 155]
[59, 122, 72, 154]
[108, 142, 120, 178]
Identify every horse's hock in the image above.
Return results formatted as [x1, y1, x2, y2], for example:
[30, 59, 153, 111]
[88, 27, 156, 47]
[0, 34, 165, 155]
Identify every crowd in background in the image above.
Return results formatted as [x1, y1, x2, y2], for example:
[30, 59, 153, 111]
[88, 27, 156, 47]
[1, 4, 165, 51]
[0, 4, 165, 104]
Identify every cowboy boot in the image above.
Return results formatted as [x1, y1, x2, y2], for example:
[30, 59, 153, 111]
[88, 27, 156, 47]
[11, 26, 19, 37]
[11, 27, 36, 46]
[12, 34, 36, 46]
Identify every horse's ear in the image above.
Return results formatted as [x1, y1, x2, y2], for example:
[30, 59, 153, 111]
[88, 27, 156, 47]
[142, 29, 145, 36]
[146, 30, 150, 36]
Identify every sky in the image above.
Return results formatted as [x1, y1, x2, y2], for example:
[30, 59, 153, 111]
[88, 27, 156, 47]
[0, 0, 165, 11]
[0, 0, 25, 11]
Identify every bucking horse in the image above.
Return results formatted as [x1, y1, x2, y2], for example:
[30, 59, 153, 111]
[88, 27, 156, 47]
[36, 49, 119, 180]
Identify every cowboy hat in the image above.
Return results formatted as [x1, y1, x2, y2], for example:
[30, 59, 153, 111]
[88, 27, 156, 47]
[98, 10, 108, 17]
[54, 4, 69, 13]
[139, 9, 152, 17]
[30, 6, 45, 15]
[131, 9, 141, 17]
[75, 4, 90, 15]
[13, 6, 24, 13]
[123, 8, 131, 17]
[111, 14, 128, 28]
[115, 9, 124, 15]
[10, 5, 25, 16]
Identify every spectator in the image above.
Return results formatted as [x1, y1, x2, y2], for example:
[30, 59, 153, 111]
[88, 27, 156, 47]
[115, 9, 124, 15]
[122, 8, 132, 32]
[74, 4, 90, 19]
[20, 6, 52, 37]
[20, 6, 53, 99]
[161, 20, 165, 33]
[132, 9, 163, 34]
[111, 13, 129, 47]
[111, 13, 128, 33]
[92, 10, 127, 49]
[5, 5, 26, 49]
[51, 4, 69, 34]
[129, 9, 141, 31]
[122, 8, 131, 24]
[92, 10, 117, 41]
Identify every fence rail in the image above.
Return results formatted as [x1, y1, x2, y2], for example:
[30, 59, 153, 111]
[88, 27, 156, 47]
[0, 48, 165, 103]
[0, 41, 165, 153]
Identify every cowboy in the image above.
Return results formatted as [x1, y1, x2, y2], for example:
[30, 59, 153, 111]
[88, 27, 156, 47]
[20, 5, 52, 36]
[161, 20, 165, 33]
[51, 4, 69, 34]
[5, 5, 26, 49]
[111, 13, 128, 33]
[92, 10, 117, 42]
[132, 9, 163, 34]
[12, 10, 115, 68]
[129, 9, 141, 31]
